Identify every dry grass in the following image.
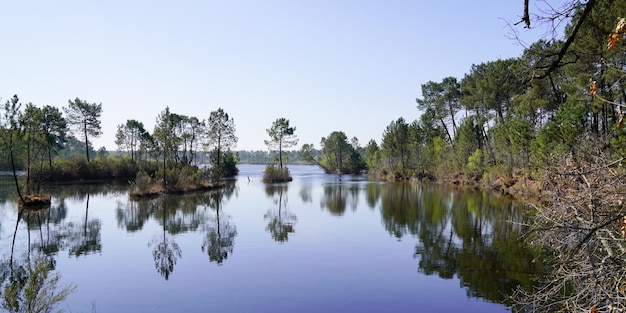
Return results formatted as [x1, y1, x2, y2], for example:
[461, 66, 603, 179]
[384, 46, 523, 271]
[18, 195, 52, 209]
[129, 181, 225, 199]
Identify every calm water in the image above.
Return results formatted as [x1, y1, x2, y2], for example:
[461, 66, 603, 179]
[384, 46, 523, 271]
[0, 164, 541, 312]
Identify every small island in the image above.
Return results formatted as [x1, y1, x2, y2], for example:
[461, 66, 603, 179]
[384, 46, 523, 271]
[262, 117, 298, 183]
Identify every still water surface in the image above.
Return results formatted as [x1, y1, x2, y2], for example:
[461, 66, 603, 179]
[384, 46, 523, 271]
[0, 164, 540, 312]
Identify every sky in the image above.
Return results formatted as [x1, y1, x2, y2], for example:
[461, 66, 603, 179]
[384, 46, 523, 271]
[1, 1, 556, 151]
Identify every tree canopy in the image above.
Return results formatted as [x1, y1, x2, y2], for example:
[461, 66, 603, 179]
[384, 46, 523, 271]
[64, 98, 102, 162]
[264, 118, 298, 169]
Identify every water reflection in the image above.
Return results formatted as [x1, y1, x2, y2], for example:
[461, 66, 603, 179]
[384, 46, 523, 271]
[264, 185, 296, 242]
[115, 182, 239, 278]
[149, 199, 182, 281]
[320, 183, 362, 216]
[12, 207, 70, 269]
[0, 169, 545, 311]
[116, 198, 153, 232]
[3, 208, 68, 312]
[25, 206, 65, 260]
[201, 186, 237, 265]
[373, 183, 542, 305]
[68, 194, 102, 257]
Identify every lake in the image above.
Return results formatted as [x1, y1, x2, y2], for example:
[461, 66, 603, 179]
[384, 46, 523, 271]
[0, 164, 540, 312]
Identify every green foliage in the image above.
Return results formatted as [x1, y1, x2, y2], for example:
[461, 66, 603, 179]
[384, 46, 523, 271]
[319, 131, 365, 174]
[222, 151, 239, 176]
[554, 99, 586, 151]
[204, 166, 225, 182]
[531, 121, 562, 167]
[610, 126, 626, 160]
[416, 77, 460, 142]
[381, 118, 411, 177]
[134, 170, 153, 193]
[453, 116, 483, 167]
[176, 166, 203, 189]
[298, 143, 322, 166]
[431, 136, 451, 174]
[156, 167, 178, 191]
[40, 105, 68, 165]
[265, 118, 298, 169]
[211, 151, 239, 178]
[465, 148, 483, 179]
[364, 139, 381, 173]
[1, 258, 76, 313]
[531, 99, 586, 167]
[206, 108, 237, 168]
[2, 95, 26, 200]
[262, 164, 292, 183]
[38, 156, 141, 182]
[115, 119, 150, 161]
[153, 107, 179, 163]
[64, 98, 102, 162]
[489, 116, 534, 177]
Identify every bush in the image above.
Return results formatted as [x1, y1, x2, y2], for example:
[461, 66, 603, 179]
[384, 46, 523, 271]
[175, 166, 202, 190]
[262, 164, 292, 183]
[134, 170, 153, 194]
[202, 166, 225, 182]
[35, 156, 143, 182]
[465, 148, 483, 180]
[221, 151, 240, 177]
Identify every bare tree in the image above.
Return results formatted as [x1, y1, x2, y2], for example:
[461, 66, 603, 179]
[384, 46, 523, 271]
[513, 147, 626, 312]
[512, 0, 597, 79]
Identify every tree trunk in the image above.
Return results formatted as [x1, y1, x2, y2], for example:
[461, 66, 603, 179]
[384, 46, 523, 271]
[9, 132, 24, 203]
[26, 131, 32, 194]
[84, 121, 90, 162]
[447, 98, 457, 138]
[440, 117, 453, 143]
[279, 141, 283, 169]
[48, 146, 53, 170]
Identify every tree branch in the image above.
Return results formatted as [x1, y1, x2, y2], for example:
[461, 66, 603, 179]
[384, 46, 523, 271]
[530, 0, 596, 79]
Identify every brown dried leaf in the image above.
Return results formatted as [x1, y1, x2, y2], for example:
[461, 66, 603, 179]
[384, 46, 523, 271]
[608, 17, 626, 50]
[609, 33, 621, 50]
[589, 79, 597, 95]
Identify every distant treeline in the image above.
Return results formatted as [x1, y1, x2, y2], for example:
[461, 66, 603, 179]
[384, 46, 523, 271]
[236, 149, 320, 165]
[0, 147, 320, 171]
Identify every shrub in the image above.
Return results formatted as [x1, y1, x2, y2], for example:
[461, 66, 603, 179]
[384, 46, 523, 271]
[35, 156, 141, 182]
[262, 164, 292, 183]
[203, 166, 225, 182]
[465, 148, 483, 180]
[134, 170, 153, 194]
[175, 166, 202, 190]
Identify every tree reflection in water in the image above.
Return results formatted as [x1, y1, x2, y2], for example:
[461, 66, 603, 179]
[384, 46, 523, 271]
[0, 172, 546, 309]
[128, 183, 238, 277]
[2, 202, 75, 312]
[115, 198, 155, 232]
[320, 182, 361, 216]
[264, 185, 296, 242]
[201, 186, 237, 265]
[33, 200, 68, 257]
[68, 194, 102, 257]
[149, 199, 185, 281]
[374, 183, 543, 305]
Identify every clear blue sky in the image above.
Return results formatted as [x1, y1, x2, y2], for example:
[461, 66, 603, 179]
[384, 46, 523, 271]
[1, 1, 550, 151]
